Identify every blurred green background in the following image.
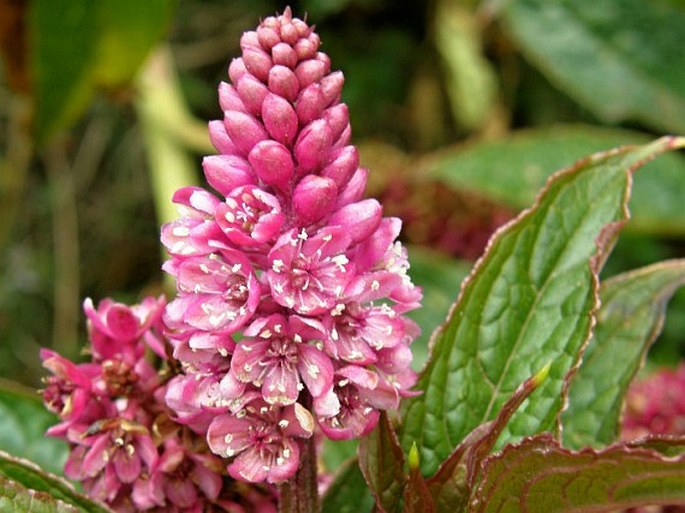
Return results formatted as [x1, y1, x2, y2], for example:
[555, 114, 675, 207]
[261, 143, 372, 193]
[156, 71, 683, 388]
[1, 0, 685, 390]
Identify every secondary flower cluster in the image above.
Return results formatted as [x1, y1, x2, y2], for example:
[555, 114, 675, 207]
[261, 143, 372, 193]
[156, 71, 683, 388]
[622, 363, 685, 440]
[41, 297, 276, 512]
[161, 8, 421, 484]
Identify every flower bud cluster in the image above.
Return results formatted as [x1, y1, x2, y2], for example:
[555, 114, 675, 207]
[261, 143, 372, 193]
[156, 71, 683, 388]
[161, 8, 422, 484]
[41, 297, 276, 512]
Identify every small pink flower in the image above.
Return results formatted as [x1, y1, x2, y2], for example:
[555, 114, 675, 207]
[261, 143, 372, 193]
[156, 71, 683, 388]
[323, 302, 406, 365]
[84, 296, 166, 363]
[215, 185, 284, 247]
[165, 248, 260, 337]
[315, 366, 385, 440]
[207, 399, 314, 483]
[267, 226, 355, 315]
[231, 314, 333, 405]
[161, 187, 225, 258]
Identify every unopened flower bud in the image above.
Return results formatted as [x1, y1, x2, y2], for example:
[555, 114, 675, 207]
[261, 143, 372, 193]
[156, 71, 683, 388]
[329, 199, 382, 244]
[228, 58, 248, 83]
[294, 119, 333, 173]
[323, 104, 350, 144]
[268, 65, 299, 101]
[295, 55, 330, 89]
[248, 140, 295, 191]
[208, 120, 239, 155]
[293, 175, 338, 225]
[296, 83, 326, 125]
[320, 71, 344, 106]
[271, 42, 298, 69]
[202, 155, 256, 196]
[261, 93, 298, 146]
[236, 75, 269, 116]
[223, 111, 269, 156]
[219, 82, 247, 113]
[242, 46, 272, 83]
[321, 146, 359, 190]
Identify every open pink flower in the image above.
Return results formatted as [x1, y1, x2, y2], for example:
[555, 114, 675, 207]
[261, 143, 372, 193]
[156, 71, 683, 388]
[267, 226, 355, 315]
[165, 248, 260, 338]
[207, 399, 314, 483]
[230, 314, 333, 405]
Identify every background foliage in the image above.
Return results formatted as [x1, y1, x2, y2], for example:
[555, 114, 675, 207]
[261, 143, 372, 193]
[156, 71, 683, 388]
[1, 0, 685, 508]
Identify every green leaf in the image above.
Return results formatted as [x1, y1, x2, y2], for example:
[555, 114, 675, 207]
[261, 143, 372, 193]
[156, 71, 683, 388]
[406, 247, 472, 371]
[425, 365, 548, 513]
[321, 458, 375, 513]
[29, 0, 99, 144]
[471, 434, 685, 512]
[423, 125, 685, 236]
[358, 413, 406, 513]
[0, 380, 68, 476]
[93, 0, 176, 88]
[0, 451, 112, 513]
[400, 136, 685, 476]
[0, 477, 79, 513]
[563, 259, 685, 449]
[29, 0, 176, 144]
[501, 0, 685, 133]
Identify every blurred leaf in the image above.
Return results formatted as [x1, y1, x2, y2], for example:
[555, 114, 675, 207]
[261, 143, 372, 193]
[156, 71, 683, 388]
[400, 137, 685, 476]
[358, 413, 406, 513]
[0, 451, 112, 513]
[29, 0, 98, 144]
[321, 458, 375, 513]
[322, 438, 358, 473]
[563, 260, 685, 449]
[471, 434, 685, 512]
[434, 0, 498, 131]
[93, 0, 176, 88]
[406, 246, 471, 371]
[29, 0, 176, 144]
[0, 380, 67, 476]
[424, 125, 685, 236]
[502, 0, 685, 133]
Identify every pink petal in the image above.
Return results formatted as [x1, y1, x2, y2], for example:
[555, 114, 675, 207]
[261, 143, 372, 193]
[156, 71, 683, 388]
[262, 363, 300, 405]
[297, 345, 334, 398]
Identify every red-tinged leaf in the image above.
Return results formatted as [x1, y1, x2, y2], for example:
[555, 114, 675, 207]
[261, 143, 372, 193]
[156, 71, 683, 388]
[358, 412, 406, 513]
[400, 136, 685, 476]
[403, 443, 434, 513]
[471, 434, 685, 512]
[425, 365, 549, 513]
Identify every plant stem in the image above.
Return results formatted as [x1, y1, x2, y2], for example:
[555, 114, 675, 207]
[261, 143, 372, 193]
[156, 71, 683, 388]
[45, 139, 80, 358]
[279, 433, 320, 513]
[279, 391, 320, 513]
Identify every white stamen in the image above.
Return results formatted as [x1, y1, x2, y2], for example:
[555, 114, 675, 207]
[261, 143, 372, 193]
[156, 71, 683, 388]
[172, 226, 190, 237]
